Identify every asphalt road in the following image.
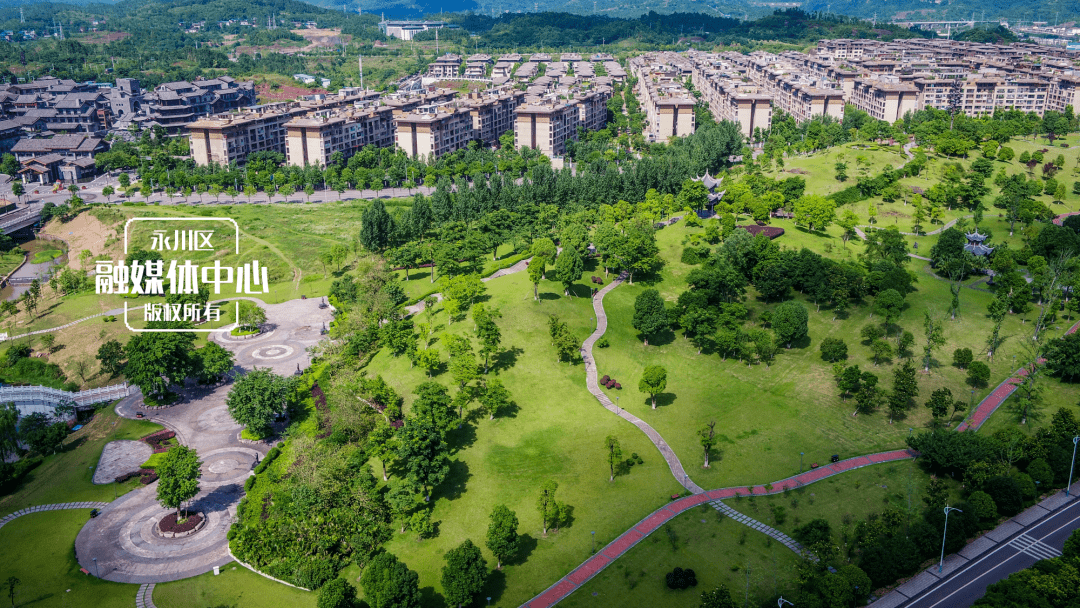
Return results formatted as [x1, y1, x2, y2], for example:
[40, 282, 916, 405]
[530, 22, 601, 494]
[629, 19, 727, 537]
[897, 494, 1080, 608]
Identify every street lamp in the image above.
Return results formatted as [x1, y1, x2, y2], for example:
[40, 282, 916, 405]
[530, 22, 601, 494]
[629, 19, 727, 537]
[616, 396, 619, 415]
[591, 530, 596, 554]
[778, 597, 794, 607]
[799, 452, 804, 473]
[939, 505, 963, 573]
[1067, 436, 1080, 496]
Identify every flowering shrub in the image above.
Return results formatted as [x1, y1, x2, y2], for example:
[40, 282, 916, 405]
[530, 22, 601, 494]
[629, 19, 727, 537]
[142, 430, 176, 453]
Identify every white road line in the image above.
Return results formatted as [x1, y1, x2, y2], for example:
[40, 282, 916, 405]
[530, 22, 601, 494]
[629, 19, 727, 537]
[1008, 534, 1062, 561]
[919, 503, 1080, 608]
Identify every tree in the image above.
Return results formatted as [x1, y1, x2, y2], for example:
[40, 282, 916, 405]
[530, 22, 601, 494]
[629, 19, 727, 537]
[480, 378, 511, 420]
[472, 304, 502, 373]
[793, 195, 836, 232]
[527, 257, 545, 301]
[968, 361, 991, 388]
[820, 338, 848, 362]
[633, 289, 667, 346]
[195, 342, 234, 384]
[922, 311, 946, 372]
[553, 245, 583, 297]
[19, 412, 67, 455]
[638, 365, 668, 409]
[441, 539, 488, 608]
[237, 300, 267, 331]
[415, 348, 440, 378]
[873, 289, 905, 330]
[699, 584, 737, 608]
[953, 347, 974, 369]
[360, 552, 422, 608]
[225, 368, 291, 437]
[441, 274, 485, 324]
[123, 325, 197, 402]
[926, 388, 954, 422]
[369, 421, 398, 481]
[536, 480, 565, 535]
[157, 444, 201, 517]
[21, 279, 40, 319]
[771, 301, 808, 348]
[360, 200, 394, 252]
[412, 381, 456, 430]
[317, 579, 357, 608]
[485, 504, 520, 570]
[699, 420, 717, 468]
[0, 403, 17, 462]
[604, 435, 623, 481]
[397, 418, 449, 500]
[1046, 332, 1080, 382]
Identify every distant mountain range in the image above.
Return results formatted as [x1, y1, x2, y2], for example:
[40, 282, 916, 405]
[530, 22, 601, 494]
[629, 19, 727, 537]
[799, 0, 1079, 27]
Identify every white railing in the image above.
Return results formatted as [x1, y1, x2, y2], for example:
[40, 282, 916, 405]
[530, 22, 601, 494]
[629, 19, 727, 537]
[0, 383, 130, 417]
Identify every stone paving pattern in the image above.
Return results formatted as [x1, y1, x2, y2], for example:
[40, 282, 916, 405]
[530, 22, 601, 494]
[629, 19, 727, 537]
[0, 502, 109, 530]
[93, 440, 152, 485]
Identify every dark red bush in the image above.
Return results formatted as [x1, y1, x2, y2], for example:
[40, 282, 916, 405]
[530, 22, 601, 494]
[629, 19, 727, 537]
[614, 383, 622, 390]
[738, 225, 784, 239]
[158, 511, 202, 533]
[115, 471, 139, 483]
[601, 375, 610, 384]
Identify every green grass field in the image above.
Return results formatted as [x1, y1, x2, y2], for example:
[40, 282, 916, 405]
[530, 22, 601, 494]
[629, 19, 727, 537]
[153, 563, 316, 608]
[0, 406, 162, 518]
[0, 510, 137, 608]
[560, 504, 801, 608]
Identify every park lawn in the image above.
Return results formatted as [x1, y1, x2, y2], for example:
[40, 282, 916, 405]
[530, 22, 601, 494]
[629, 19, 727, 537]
[560, 504, 802, 608]
[591, 221, 1069, 492]
[0, 249, 24, 277]
[0, 510, 137, 608]
[6, 291, 133, 335]
[722, 459, 945, 543]
[779, 142, 909, 197]
[356, 268, 684, 608]
[0, 406, 162, 517]
[152, 562, 316, 608]
[979, 375, 1080, 437]
[394, 242, 528, 303]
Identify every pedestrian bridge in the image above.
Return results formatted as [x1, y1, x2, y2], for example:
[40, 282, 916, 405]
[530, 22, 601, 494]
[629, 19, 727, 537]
[0, 383, 131, 417]
[0, 208, 40, 235]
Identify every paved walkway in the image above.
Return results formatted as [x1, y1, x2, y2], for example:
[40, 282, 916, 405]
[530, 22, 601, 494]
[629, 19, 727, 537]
[956, 316, 1080, 432]
[0, 502, 109, 530]
[580, 272, 703, 494]
[136, 583, 157, 608]
[70, 299, 329, 584]
[92, 440, 152, 484]
[520, 449, 919, 608]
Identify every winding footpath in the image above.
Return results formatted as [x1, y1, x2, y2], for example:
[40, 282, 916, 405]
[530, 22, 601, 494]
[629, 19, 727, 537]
[0, 502, 109, 530]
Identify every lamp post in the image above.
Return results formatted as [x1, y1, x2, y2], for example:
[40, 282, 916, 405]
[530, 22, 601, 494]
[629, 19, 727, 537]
[778, 597, 794, 607]
[909, 427, 913, 437]
[939, 505, 962, 573]
[616, 396, 619, 415]
[799, 452, 804, 473]
[591, 530, 596, 554]
[1067, 436, 1080, 496]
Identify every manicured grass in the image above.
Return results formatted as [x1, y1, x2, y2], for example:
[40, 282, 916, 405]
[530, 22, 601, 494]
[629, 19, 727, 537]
[723, 460, 942, 541]
[0, 250, 25, 277]
[560, 505, 801, 608]
[31, 248, 63, 264]
[139, 452, 166, 469]
[592, 221, 1073, 492]
[0, 406, 162, 517]
[152, 562, 316, 608]
[0, 510, 137, 608]
[356, 269, 684, 607]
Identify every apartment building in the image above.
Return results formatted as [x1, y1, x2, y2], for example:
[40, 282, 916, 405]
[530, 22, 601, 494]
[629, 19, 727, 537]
[427, 54, 462, 79]
[514, 100, 580, 157]
[396, 105, 474, 159]
[142, 77, 256, 131]
[284, 105, 395, 167]
[188, 105, 301, 167]
[573, 88, 611, 132]
[849, 79, 920, 123]
[462, 89, 526, 145]
[628, 55, 697, 141]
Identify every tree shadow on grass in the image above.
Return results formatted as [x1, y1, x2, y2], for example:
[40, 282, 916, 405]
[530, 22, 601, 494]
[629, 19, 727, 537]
[447, 422, 477, 454]
[538, 291, 562, 301]
[652, 392, 677, 408]
[505, 533, 539, 568]
[490, 346, 524, 374]
[432, 459, 471, 502]
[484, 567, 508, 605]
[639, 327, 676, 347]
[419, 587, 440, 608]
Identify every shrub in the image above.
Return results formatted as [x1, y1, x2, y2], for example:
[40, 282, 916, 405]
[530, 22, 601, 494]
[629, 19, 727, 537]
[680, 245, 711, 265]
[114, 471, 139, 484]
[294, 557, 338, 590]
[601, 375, 610, 384]
[614, 383, 621, 390]
[244, 476, 257, 492]
[967, 490, 997, 522]
[596, 337, 610, 348]
[1013, 472, 1036, 500]
[953, 348, 973, 369]
[819, 338, 848, 362]
[985, 476, 1023, 516]
[665, 567, 698, 589]
[317, 579, 357, 608]
[1027, 458, 1055, 488]
[0, 456, 43, 493]
[255, 447, 282, 474]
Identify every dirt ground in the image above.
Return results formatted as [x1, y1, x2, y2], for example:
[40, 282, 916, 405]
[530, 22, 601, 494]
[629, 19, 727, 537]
[257, 83, 329, 102]
[42, 213, 119, 271]
[292, 28, 349, 51]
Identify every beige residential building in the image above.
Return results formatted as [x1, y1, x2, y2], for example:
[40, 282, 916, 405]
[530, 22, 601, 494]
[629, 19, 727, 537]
[463, 90, 526, 145]
[284, 106, 395, 167]
[395, 106, 474, 159]
[188, 105, 302, 167]
[849, 79, 920, 123]
[514, 101, 579, 157]
[427, 54, 462, 79]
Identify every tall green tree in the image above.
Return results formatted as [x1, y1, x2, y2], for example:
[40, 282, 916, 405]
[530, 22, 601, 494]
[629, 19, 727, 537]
[397, 418, 450, 501]
[0, 403, 17, 461]
[772, 301, 808, 348]
[633, 289, 667, 346]
[527, 257, 546, 301]
[485, 504, 520, 570]
[604, 435, 622, 482]
[124, 323, 197, 402]
[922, 311, 947, 372]
[360, 199, 394, 252]
[360, 552, 422, 608]
[638, 365, 668, 409]
[480, 378, 512, 420]
[553, 245, 583, 297]
[226, 368, 292, 437]
[156, 444, 201, 517]
[536, 480, 565, 535]
[96, 339, 126, 377]
[441, 539, 488, 608]
[699, 420, 717, 468]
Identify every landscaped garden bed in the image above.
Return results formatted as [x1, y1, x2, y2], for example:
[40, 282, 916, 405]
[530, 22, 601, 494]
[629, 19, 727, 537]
[157, 511, 204, 536]
[142, 430, 176, 452]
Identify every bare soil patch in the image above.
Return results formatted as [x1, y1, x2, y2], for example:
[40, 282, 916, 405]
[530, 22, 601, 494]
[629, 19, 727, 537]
[159, 512, 203, 534]
[42, 213, 119, 270]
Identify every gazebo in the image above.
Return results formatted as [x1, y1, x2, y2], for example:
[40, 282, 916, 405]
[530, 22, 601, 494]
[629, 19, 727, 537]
[963, 230, 994, 257]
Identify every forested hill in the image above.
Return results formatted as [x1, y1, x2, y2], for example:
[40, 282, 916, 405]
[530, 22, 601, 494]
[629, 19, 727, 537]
[801, 0, 1079, 28]
[444, 10, 928, 47]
